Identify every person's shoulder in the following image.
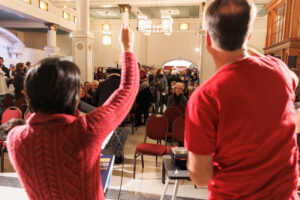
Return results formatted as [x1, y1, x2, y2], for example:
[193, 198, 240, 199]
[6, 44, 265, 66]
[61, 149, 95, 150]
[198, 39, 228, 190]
[7, 124, 28, 146]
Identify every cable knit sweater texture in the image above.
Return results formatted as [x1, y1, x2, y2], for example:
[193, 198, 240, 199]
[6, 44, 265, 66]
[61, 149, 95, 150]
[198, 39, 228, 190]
[7, 52, 140, 200]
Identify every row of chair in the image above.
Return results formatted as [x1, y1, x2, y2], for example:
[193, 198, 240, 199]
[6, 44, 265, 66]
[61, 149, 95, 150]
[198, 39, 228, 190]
[133, 113, 185, 179]
[1, 105, 31, 172]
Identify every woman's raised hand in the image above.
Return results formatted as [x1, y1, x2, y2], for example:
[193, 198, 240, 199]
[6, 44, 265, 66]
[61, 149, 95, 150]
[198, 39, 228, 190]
[120, 24, 134, 52]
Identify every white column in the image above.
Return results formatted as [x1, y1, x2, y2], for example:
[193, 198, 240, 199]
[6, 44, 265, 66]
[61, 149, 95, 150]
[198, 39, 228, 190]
[199, 30, 215, 84]
[71, 0, 94, 83]
[119, 4, 131, 25]
[77, 0, 89, 32]
[44, 23, 60, 57]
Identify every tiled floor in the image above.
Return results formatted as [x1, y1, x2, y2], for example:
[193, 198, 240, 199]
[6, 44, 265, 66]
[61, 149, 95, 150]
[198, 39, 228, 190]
[0, 124, 208, 200]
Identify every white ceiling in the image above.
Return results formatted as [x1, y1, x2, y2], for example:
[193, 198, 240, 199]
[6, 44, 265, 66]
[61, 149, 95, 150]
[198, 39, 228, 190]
[49, 0, 271, 8]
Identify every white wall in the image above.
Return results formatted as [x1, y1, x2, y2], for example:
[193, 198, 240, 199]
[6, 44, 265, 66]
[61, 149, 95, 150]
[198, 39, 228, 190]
[90, 19, 201, 69]
[145, 31, 200, 67]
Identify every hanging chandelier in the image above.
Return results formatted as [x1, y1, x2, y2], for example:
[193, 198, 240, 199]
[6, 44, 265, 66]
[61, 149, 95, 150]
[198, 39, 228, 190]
[137, 14, 173, 36]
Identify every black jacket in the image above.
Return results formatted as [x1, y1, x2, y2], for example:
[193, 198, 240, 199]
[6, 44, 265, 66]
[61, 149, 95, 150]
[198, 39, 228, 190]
[13, 72, 25, 92]
[92, 74, 121, 107]
[1, 65, 10, 78]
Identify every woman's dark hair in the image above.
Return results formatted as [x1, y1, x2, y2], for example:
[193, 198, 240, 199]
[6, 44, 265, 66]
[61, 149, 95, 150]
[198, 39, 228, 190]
[25, 58, 81, 115]
[16, 63, 24, 73]
[205, 0, 255, 51]
[156, 69, 162, 77]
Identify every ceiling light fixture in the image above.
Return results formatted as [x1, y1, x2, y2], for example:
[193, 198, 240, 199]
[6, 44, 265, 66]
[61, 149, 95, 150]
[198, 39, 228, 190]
[137, 13, 173, 36]
[102, 11, 112, 46]
[180, 23, 189, 31]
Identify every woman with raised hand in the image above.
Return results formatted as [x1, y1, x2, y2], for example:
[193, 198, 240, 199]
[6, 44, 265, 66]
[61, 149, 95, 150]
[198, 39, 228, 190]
[7, 25, 139, 200]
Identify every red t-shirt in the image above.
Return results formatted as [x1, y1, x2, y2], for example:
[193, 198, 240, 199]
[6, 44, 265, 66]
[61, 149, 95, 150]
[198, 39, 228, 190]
[185, 56, 299, 200]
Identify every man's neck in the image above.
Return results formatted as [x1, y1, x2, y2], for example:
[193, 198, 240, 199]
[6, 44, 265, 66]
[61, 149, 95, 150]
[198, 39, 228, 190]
[213, 48, 249, 70]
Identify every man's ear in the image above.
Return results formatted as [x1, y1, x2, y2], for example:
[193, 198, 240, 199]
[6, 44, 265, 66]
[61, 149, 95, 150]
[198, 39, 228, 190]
[206, 31, 212, 47]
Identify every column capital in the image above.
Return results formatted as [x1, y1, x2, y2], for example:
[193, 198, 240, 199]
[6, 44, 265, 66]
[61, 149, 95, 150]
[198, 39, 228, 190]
[119, 4, 131, 13]
[45, 23, 58, 31]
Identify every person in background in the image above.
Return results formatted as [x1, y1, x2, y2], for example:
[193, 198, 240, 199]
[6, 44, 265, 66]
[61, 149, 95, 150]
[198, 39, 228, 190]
[185, 0, 299, 199]
[96, 67, 104, 80]
[13, 62, 26, 99]
[7, 25, 139, 200]
[91, 80, 99, 96]
[185, 82, 194, 99]
[92, 68, 121, 107]
[167, 70, 181, 88]
[0, 57, 9, 78]
[0, 65, 9, 117]
[80, 86, 92, 105]
[135, 81, 152, 126]
[167, 82, 187, 109]
[153, 68, 168, 114]
[25, 62, 31, 73]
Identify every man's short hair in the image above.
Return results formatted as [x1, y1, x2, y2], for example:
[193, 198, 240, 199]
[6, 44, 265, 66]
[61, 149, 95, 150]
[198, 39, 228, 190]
[175, 82, 184, 89]
[26, 62, 31, 66]
[25, 58, 81, 115]
[205, 0, 256, 51]
[0, 57, 3, 61]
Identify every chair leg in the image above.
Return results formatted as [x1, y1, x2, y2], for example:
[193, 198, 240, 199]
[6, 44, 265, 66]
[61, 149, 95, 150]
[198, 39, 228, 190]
[141, 155, 144, 168]
[162, 159, 166, 184]
[156, 156, 158, 166]
[1, 146, 4, 172]
[133, 152, 137, 179]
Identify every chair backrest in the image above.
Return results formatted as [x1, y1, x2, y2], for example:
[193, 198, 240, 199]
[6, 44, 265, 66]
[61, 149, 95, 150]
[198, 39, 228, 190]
[163, 107, 183, 131]
[145, 115, 168, 141]
[1, 106, 22, 124]
[173, 117, 185, 145]
[170, 104, 185, 115]
[3, 93, 14, 108]
[24, 109, 32, 121]
[14, 98, 28, 117]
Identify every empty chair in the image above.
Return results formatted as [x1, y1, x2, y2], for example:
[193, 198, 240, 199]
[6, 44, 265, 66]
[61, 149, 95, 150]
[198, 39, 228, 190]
[133, 114, 168, 179]
[1, 106, 22, 124]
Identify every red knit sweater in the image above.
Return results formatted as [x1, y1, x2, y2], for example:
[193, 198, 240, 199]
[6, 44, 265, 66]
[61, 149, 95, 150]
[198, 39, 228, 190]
[7, 52, 139, 200]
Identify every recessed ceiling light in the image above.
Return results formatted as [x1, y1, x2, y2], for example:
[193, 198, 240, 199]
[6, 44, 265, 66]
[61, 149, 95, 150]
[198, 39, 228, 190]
[180, 23, 189, 31]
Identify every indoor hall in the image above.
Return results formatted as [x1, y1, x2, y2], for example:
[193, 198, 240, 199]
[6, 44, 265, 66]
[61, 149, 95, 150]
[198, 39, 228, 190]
[0, 0, 300, 200]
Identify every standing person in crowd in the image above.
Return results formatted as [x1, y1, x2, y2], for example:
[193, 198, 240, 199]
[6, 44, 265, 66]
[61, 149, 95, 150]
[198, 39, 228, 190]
[7, 25, 139, 200]
[135, 81, 152, 126]
[185, 0, 299, 199]
[167, 70, 181, 88]
[0, 64, 9, 117]
[92, 68, 121, 107]
[96, 67, 104, 80]
[0, 57, 9, 78]
[13, 62, 26, 99]
[25, 62, 31, 73]
[185, 82, 194, 99]
[153, 68, 168, 114]
[167, 82, 187, 109]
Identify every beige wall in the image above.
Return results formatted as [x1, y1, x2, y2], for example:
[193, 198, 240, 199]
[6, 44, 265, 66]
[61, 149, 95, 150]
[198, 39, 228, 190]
[145, 31, 200, 67]
[90, 19, 201, 68]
